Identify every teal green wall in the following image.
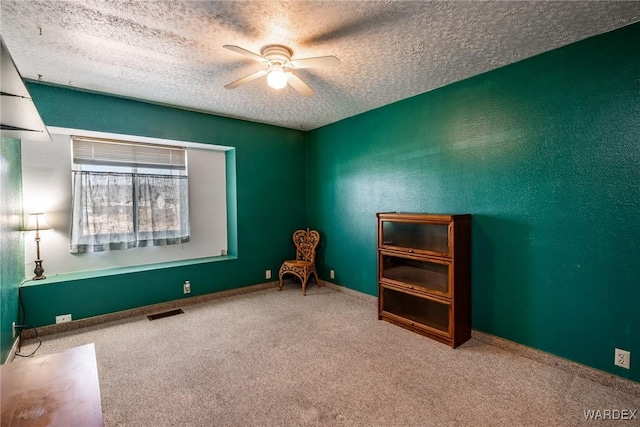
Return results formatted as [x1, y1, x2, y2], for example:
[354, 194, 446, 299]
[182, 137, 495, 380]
[20, 83, 306, 328]
[306, 23, 640, 381]
[0, 137, 24, 362]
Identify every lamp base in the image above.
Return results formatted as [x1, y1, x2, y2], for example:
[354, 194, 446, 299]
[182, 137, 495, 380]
[33, 259, 46, 280]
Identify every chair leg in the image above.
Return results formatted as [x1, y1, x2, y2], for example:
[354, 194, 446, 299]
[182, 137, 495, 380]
[312, 269, 321, 287]
[278, 270, 284, 291]
[301, 276, 308, 296]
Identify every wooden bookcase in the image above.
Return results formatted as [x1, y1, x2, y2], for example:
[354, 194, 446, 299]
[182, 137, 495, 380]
[377, 213, 471, 348]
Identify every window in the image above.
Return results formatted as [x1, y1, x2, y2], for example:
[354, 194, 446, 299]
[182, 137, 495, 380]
[70, 137, 190, 253]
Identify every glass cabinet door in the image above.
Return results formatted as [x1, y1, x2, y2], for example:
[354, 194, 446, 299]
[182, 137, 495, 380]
[381, 286, 450, 335]
[380, 252, 450, 297]
[380, 219, 450, 256]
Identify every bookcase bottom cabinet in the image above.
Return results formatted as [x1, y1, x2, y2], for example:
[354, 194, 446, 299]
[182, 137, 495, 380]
[379, 285, 465, 347]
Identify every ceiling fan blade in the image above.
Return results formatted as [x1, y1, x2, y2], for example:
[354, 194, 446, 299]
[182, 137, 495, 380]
[223, 45, 269, 63]
[225, 69, 268, 89]
[290, 56, 340, 69]
[286, 72, 315, 97]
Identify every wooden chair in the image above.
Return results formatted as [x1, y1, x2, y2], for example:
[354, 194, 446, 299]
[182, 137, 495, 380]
[278, 228, 320, 296]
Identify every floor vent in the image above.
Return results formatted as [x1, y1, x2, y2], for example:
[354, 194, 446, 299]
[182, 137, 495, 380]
[147, 309, 184, 321]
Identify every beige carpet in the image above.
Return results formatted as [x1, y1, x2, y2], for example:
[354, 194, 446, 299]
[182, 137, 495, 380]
[17, 285, 640, 426]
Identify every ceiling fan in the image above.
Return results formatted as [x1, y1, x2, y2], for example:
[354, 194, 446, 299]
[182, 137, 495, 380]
[223, 44, 340, 97]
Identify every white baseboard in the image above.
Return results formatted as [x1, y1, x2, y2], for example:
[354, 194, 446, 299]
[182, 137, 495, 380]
[5, 335, 21, 364]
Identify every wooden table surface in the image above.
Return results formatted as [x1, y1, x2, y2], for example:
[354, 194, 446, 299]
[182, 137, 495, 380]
[1, 343, 104, 426]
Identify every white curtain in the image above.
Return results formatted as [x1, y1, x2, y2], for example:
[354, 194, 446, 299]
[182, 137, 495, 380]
[70, 171, 189, 253]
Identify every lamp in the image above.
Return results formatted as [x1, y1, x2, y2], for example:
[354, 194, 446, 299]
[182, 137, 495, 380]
[267, 64, 288, 90]
[25, 212, 52, 280]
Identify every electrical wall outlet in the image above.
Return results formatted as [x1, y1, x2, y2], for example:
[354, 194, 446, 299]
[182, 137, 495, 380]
[183, 280, 191, 294]
[55, 314, 72, 324]
[330, 270, 335, 279]
[615, 348, 631, 369]
[265, 270, 271, 280]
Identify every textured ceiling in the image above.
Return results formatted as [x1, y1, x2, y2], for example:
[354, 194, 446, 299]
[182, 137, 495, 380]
[1, 1, 639, 130]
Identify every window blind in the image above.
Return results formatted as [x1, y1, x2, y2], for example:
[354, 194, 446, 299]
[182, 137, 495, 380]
[72, 136, 186, 170]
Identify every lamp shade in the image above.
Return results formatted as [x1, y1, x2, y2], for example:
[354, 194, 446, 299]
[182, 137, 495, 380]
[25, 212, 51, 231]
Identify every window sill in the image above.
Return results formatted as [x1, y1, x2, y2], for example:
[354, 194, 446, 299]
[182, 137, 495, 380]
[20, 255, 237, 286]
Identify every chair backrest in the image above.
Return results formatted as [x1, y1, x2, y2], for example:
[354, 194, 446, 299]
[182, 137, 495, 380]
[293, 229, 320, 263]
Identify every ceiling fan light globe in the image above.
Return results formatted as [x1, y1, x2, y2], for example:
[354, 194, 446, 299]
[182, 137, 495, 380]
[267, 68, 288, 90]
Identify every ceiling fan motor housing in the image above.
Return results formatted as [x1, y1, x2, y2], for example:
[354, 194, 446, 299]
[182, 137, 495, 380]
[260, 44, 293, 66]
